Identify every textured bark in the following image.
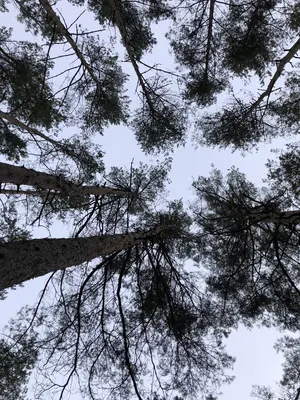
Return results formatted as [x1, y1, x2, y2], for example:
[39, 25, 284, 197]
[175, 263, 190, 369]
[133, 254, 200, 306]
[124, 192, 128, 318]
[0, 162, 132, 197]
[250, 209, 300, 225]
[0, 226, 167, 290]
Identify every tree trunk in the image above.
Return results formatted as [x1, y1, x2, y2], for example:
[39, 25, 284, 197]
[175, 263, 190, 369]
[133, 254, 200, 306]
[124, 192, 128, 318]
[0, 226, 167, 290]
[38, 0, 100, 87]
[250, 209, 300, 225]
[0, 162, 132, 197]
[248, 37, 300, 113]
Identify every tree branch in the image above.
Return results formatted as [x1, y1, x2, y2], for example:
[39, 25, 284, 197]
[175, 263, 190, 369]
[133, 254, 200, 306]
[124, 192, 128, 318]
[39, 0, 101, 88]
[249, 37, 300, 113]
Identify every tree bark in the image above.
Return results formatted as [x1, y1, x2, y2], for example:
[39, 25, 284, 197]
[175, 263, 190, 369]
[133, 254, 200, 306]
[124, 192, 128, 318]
[0, 226, 167, 290]
[0, 110, 65, 148]
[250, 209, 300, 225]
[107, 0, 153, 110]
[38, 0, 100, 87]
[0, 162, 132, 197]
[248, 37, 300, 113]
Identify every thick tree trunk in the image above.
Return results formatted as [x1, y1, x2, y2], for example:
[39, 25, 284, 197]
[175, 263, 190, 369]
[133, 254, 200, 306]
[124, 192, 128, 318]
[0, 162, 132, 197]
[0, 226, 166, 291]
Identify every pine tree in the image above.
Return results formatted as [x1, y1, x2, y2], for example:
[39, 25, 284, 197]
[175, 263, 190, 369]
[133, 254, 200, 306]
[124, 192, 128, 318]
[5, 202, 233, 400]
[191, 163, 300, 328]
[0, 335, 37, 400]
[0, 161, 133, 198]
[3, 0, 300, 398]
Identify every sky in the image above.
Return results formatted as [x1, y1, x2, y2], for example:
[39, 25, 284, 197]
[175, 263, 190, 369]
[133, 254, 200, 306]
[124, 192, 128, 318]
[0, 1, 293, 398]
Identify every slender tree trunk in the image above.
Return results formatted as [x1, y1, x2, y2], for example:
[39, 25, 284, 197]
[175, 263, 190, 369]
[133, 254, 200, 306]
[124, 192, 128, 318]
[248, 37, 300, 113]
[0, 226, 167, 290]
[38, 0, 100, 87]
[0, 110, 65, 148]
[250, 209, 300, 224]
[204, 0, 215, 77]
[108, 0, 153, 110]
[0, 111, 98, 164]
[0, 162, 132, 197]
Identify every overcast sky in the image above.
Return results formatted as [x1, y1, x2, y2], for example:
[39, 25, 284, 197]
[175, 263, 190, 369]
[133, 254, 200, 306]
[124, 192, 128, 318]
[0, 1, 291, 398]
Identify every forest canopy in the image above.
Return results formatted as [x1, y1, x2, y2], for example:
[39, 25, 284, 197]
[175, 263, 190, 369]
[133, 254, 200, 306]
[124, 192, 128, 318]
[1, 0, 300, 399]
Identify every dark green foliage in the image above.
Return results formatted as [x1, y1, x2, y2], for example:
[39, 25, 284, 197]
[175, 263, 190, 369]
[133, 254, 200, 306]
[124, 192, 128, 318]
[268, 72, 300, 130]
[0, 27, 65, 129]
[105, 160, 171, 214]
[47, 136, 104, 182]
[267, 142, 300, 198]
[288, 1, 300, 31]
[169, 0, 228, 107]
[132, 76, 187, 154]
[184, 73, 227, 107]
[0, 119, 27, 161]
[74, 36, 130, 132]
[197, 100, 274, 151]
[251, 385, 276, 400]
[144, 0, 174, 21]
[14, 0, 65, 40]
[139, 267, 198, 340]
[222, 0, 280, 78]
[0, 0, 7, 12]
[0, 201, 32, 244]
[146, 394, 185, 400]
[87, 0, 156, 59]
[0, 336, 37, 400]
[191, 167, 300, 328]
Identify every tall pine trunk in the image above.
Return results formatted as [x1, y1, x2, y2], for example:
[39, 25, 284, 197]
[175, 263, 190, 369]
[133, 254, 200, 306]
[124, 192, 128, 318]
[0, 226, 165, 290]
[0, 162, 132, 197]
[250, 209, 300, 224]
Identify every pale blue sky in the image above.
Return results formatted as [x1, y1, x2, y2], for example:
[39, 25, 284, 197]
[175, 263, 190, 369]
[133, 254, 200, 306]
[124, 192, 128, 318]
[0, 1, 291, 398]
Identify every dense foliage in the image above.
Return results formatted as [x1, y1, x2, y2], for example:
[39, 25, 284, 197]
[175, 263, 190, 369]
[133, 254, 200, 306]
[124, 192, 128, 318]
[1, 0, 300, 398]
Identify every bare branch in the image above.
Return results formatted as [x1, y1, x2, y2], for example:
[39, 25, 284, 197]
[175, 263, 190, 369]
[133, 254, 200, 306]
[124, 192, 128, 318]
[38, 0, 101, 88]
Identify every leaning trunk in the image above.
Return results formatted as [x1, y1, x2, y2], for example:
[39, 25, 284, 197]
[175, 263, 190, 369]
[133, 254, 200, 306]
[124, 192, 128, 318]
[250, 209, 300, 225]
[0, 162, 132, 197]
[0, 226, 166, 290]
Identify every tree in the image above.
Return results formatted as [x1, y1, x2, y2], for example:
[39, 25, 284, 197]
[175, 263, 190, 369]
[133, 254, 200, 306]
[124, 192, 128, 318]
[191, 164, 300, 331]
[3, 0, 300, 398]
[0, 154, 234, 399]
[0, 223, 181, 291]
[0, 161, 133, 198]
[6, 202, 234, 400]
[0, 335, 37, 400]
[197, 37, 300, 151]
